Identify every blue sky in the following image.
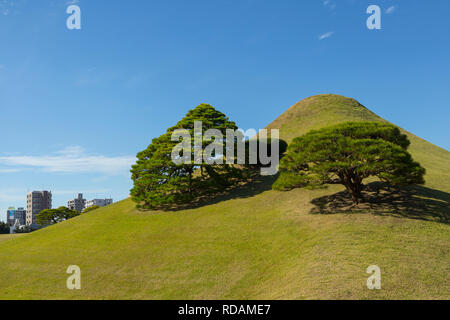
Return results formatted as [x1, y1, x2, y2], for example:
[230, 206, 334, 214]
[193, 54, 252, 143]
[1, 0, 449, 221]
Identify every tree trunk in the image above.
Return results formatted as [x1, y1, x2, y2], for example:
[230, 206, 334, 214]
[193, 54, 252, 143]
[342, 172, 364, 204]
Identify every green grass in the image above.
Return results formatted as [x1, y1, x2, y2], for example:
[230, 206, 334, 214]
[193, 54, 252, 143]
[0, 94, 449, 299]
[0, 234, 23, 243]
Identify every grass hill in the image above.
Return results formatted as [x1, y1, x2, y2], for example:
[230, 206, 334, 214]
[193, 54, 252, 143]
[0, 94, 449, 299]
[267, 94, 450, 190]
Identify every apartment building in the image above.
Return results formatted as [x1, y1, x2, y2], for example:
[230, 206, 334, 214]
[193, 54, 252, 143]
[6, 207, 26, 226]
[68, 193, 86, 213]
[6, 207, 15, 226]
[26, 191, 52, 225]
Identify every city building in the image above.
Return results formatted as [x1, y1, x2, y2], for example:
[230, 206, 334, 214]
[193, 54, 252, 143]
[84, 198, 113, 210]
[6, 207, 26, 226]
[6, 207, 15, 226]
[26, 191, 52, 225]
[68, 193, 86, 213]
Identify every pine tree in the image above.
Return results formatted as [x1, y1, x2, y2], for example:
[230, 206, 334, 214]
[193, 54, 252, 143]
[130, 104, 245, 209]
[273, 122, 425, 203]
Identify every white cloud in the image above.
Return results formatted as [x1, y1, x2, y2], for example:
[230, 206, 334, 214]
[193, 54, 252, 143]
[386, 6, 396, 14]
[0, 146, 135, 175]
[318, 31, 334, 40]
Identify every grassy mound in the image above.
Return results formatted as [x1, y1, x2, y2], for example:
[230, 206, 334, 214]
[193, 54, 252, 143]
[0, 94, 448, 299]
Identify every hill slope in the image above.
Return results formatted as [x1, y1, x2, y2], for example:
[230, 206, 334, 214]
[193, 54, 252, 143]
[267, 94, 450, 190]
[0, 94, 449, 299]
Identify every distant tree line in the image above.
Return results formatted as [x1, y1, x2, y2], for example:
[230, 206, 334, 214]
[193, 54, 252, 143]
[0, 222, 9, 234]
[83, 205, 101, 213]
[36, 206, 80, 226]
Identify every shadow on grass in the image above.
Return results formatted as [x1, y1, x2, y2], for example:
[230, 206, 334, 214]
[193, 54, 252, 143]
[142, 173, 279, 212]
[310, 182, 450, 224]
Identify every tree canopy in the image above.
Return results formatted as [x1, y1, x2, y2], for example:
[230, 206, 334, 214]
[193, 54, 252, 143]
[36, 206, 80, 226]
[273, 122, 425, 203]
[83, 205, 101, 213]
[130, 104, 247, 209]
[0, 222, 9, 234]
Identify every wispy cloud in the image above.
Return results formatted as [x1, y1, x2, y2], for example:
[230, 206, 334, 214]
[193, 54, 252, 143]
[0, 188, 27, 202]
[0, 146, 135, 175]
[318, 31, 334, 40]
[323, 0, 336, 10]
[386, 6, 396, 14]
[0, 0, 14, 16]
[52, 189, 111, 196]
[0, 168, 23, 173]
